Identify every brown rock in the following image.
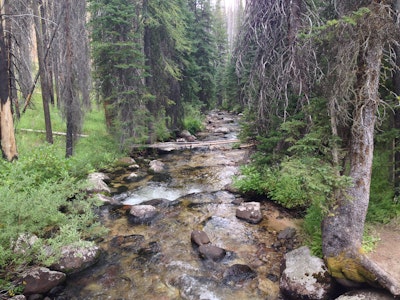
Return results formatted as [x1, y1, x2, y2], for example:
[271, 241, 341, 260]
[191, 230, 211, 246]
[21, 267, 66, 295]
[198, 244, 226, 261]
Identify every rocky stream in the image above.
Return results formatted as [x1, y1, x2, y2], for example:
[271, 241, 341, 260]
[22, 110, 398, 300]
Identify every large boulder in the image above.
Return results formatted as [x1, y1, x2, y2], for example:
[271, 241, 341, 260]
[127, 205, 159, 225]
[51, 243, 100, 274]
[235, 202, 263, 224]
[280, 246, 334, 300]
[21, 267, 66, 295]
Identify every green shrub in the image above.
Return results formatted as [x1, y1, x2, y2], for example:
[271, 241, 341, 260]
[183, 102, 204, 135]
[234, 156, 348, 209]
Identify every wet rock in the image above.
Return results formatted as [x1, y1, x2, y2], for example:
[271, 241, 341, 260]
[112, 192, 129, 203]
[179, 130, 197, 142]
[231, 197, 245, 205]
[21, 267, 66, 295]
[127, 205, 159, 225]
[138, 241, 161, 256]
[141, 198, 171, 207]
[191, 230, 211, 246]
[215, 127, 231, 134]
[123, 172, 141, 183]
[87, 172, 111, 194]
[223, 264, 257, 284]
[280, 246, 333, 300]
[278, 227, 297, 240]
[267, 273, 279, 282]
[198, 244, 226, 261]
[27, 294, 43, 300]
[51, 243, 101, 274]
[235, 202, 263, 224]
[172, 274, 219, 300]
[10, 296, 26, 300]
[149, 160, 166, 174]
[110, 234, 145, 252]
[115, 157, 136, 167]
[94, 193, 118, 204]
[335, 289, 396, 299]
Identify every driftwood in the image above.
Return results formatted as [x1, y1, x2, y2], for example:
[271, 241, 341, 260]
[132, 139, 252, 151]
[18, 128, 88, 138]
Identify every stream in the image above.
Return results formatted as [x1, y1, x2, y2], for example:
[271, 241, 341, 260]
[61, 111, 302, 300]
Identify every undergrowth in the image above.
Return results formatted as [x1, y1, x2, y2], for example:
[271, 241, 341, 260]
[0, 95, 121, 296]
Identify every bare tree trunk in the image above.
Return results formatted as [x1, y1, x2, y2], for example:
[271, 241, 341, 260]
[322, 6, 400, 294]
[393, 0, 400, 195]
[0, 1, 18, 161]
[64, 0, 74, 158]
[39, 0, 55, 106]
[32, 0, 53, 144]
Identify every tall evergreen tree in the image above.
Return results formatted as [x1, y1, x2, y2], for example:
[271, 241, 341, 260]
[89, 0, 148, 146]
[188, 0, 217, 110]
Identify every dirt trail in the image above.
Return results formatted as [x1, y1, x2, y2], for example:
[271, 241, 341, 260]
[367, 222, 400, 289]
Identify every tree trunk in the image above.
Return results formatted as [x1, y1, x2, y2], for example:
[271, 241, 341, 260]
[32, 0, 53, 144]
[64, 0, 74, 158]
[0, 2, 18, 161]
[393, 0, 400, 195]
[322, 14, 400, 294]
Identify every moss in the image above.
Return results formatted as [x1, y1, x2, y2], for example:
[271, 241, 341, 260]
[326, 252, 376, 284]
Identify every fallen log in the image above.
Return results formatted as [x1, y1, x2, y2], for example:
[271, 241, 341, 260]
[18, 128, 89, 138]
[132, 139, 252, 151]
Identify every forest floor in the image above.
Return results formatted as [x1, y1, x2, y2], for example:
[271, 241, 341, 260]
[367, 219, 400, 289]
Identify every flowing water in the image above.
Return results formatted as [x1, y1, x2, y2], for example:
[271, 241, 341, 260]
[61, 111, 302, 300]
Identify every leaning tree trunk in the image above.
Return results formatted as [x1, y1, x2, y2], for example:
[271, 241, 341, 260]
[0, 3, 18, 161]
[321, 5, 400, 295]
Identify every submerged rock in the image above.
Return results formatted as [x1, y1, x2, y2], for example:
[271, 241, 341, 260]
[236, 202, 263, 224]
[198, 244, 226, 261]
[280, 246, 334, 300]
[223, 264, 257, 284]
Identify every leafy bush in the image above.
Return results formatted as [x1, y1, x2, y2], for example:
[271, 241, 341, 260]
[183, 102, 204, 135]
[0, 157, 103, 269]
[234, 156, 349, 209]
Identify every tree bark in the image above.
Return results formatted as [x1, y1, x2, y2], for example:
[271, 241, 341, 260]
[64, 0, 74, 158]
[393, 0, 400, 195]
[322, 6, 400, 294]
[0, 1, 18, 161]
[32, 0, 53, 144]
